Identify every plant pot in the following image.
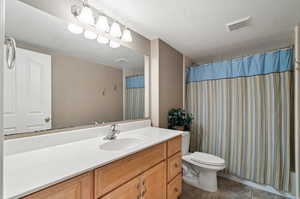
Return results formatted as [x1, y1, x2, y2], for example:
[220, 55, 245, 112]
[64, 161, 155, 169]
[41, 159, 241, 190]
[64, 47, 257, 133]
[174, 126, 185, 131]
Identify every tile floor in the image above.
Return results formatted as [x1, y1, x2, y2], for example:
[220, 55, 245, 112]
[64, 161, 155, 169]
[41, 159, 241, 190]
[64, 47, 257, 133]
[179, 177, 289, 199]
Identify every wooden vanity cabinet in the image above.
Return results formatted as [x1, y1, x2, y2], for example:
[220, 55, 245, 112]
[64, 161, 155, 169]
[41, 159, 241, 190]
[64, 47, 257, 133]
[94, 143, 166, 198]
[167, 174, 182, 199]
[21, 136, 182, 199]
[167, 136, 182, 199]
[101, 177, 141, 199]
[140, 161, 166, 199]
[101, 161, 166, 199]
[22, 172, 94, 199]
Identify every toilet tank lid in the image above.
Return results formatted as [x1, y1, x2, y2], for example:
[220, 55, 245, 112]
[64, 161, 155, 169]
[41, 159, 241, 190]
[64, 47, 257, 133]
[181, 131, 190, 136]
[187, 152, 225, 166]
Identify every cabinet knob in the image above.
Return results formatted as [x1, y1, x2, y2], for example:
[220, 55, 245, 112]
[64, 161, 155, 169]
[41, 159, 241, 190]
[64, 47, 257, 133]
[174, 163, 179, 168]
[174, 187, 179, 192]
[45, 117, 51, 123]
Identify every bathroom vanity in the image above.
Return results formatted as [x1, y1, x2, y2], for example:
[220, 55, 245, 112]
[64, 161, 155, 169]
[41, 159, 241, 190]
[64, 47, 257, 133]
[4, 124, 182, 199]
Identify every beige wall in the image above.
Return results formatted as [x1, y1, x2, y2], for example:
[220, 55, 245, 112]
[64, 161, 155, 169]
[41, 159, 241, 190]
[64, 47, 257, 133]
[158, 40, 183, 128]
[150, 39, 184, 128]
[18, 42, 123, 129]
[52, 55, 123, 129]
[183, 56, 193, 109]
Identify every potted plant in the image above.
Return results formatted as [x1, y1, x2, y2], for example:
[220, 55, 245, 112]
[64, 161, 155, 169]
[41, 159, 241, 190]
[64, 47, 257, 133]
[168, 108, 193, 131]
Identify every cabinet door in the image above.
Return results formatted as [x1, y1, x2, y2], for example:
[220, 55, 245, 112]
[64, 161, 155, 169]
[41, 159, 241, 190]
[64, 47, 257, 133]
[141, 161, 166, 199]
[101, 176, 141, 199]
[22, 172, 93, 199]
[95, 143, 166, 198]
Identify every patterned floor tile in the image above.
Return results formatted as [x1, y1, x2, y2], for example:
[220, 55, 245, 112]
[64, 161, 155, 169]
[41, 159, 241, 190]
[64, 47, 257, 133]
[179, 177, 289, 199]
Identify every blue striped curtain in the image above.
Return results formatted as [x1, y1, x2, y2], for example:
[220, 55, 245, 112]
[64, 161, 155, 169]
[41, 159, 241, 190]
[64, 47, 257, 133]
[125, 75, 145, 120]
[186, 48, 293, 191]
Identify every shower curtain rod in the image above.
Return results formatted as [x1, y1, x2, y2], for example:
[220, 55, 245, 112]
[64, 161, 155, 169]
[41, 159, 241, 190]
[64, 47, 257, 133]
[193, 45, 294, 67]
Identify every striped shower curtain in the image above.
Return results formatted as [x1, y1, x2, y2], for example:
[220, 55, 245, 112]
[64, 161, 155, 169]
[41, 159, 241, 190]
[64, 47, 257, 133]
[125, 75, 145, 120]
[186, 48, 293, 191]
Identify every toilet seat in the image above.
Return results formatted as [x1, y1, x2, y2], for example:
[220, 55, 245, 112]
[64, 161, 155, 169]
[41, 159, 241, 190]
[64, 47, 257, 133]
[183, 152, 225, 169]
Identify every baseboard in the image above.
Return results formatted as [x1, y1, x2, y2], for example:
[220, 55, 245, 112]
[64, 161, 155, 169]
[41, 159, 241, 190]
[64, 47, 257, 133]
[218, 172, 296, 199]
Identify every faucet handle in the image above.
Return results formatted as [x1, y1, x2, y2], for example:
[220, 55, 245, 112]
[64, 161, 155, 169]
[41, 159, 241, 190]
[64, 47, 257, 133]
[111, 124, 116, 131]
[111, 124, 120, 133]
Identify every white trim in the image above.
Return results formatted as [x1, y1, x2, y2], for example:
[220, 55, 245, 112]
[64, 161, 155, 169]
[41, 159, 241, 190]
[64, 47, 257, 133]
[150, 39, 159, 126]
[295, 25, 300, 199]
[122, 68, 126, 120]
[219, 173, 296, 199]
[0, 0, 4, 197]
[144, 55, 150, 118]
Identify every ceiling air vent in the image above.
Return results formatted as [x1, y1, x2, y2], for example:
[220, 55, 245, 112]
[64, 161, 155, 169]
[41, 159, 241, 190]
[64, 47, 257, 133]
[226, 16, 251, 32]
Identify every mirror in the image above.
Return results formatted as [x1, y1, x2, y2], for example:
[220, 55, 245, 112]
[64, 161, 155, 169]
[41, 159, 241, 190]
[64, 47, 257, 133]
[4, 0, 147, 136]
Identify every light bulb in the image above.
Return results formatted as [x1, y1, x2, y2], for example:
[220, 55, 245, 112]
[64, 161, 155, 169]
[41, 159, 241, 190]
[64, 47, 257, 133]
[77, 6, 94, 25]
[96, 15, 110, 32]
[68, 23, 83, 34]
[84, 30, 97, 40]
[110, 22, 122, 38]
[109, 40, 120, 48]
[97, 35, 109, 44]
[121, 29, 132, 42]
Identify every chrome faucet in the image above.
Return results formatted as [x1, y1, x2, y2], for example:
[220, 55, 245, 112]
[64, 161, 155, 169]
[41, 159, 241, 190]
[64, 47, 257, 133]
[103, 124, 120, 140]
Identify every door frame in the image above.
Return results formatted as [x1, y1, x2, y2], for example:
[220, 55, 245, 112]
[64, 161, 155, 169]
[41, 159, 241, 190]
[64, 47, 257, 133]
[0, 0, 4, 197]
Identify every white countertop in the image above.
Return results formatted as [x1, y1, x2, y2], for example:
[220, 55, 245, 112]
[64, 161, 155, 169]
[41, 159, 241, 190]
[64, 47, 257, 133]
[4, 127, 182, 199]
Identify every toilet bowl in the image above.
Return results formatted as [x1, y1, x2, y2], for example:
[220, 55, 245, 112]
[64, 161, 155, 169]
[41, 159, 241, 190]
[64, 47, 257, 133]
[181, 132, 225, 192]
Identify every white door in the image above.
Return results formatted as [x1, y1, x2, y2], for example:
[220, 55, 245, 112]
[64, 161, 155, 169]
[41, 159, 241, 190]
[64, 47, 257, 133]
[3, 46, 18, 135]
[3, 47, 51, 135]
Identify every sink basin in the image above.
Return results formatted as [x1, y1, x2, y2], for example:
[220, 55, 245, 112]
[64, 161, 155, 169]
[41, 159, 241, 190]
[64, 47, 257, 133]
[99, 138, 143, 151]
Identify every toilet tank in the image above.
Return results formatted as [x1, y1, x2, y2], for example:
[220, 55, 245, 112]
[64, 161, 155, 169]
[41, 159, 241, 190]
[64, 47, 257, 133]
[181, 131, 190, 155]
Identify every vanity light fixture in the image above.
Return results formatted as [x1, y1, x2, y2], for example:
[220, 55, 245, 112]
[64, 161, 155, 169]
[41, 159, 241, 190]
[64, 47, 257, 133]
[121, 29, 132, 42]
[97, 35, 109, 44]
[77, 5, 95, 25]
[96, 15, 110, 33]
[68, 23, 83, 34]
[110, 22, 122, 38]
[109, 40, 121, 48]
[84, 30, 97, 40]
[68, 1, 133, 49]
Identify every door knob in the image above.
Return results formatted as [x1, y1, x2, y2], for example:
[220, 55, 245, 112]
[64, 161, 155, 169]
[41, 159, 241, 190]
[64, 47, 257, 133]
[45, 117, 51, 123]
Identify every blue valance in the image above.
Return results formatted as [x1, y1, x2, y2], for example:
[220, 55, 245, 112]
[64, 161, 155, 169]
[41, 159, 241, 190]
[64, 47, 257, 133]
[186, 48, 294, 83]
[126, 75, 144, 88]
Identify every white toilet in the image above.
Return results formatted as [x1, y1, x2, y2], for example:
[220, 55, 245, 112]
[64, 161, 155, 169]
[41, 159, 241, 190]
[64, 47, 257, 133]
[181, 131, 225, 192]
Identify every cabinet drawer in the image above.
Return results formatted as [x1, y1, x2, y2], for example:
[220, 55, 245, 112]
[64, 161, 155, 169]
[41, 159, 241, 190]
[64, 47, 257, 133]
[167, 174, 182, 199]
[22, 172, 93, 199]
[95, 143, 166, 198]
[167, 136, 181, 157]
[167, 152, 182, 182]
[101, 177, 141, 199]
